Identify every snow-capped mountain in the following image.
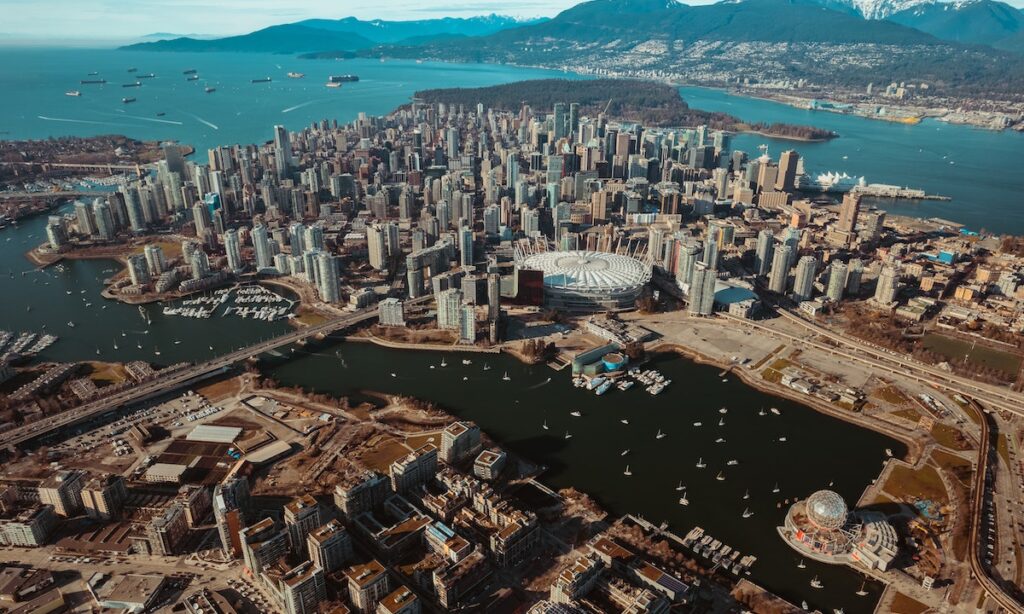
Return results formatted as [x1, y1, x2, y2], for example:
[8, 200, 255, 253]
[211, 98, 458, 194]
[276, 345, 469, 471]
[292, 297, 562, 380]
[815, 0, 946, 20]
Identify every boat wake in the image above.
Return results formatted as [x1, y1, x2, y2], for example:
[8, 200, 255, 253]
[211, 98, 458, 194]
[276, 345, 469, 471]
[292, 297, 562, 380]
[37, 115, 113, 125]
[527, 377, 552, 390]
[121, 114, 183, 126]
[282, 99, 326, 113]
[186, 113, 219, 130]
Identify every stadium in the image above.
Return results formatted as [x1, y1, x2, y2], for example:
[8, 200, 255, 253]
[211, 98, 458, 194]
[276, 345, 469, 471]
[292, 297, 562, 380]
[516, 250, 652, 312]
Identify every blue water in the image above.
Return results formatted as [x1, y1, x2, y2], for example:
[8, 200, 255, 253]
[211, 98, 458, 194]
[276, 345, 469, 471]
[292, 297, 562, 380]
[679, 86, 1024, 233]
[0, 49, 577, 153]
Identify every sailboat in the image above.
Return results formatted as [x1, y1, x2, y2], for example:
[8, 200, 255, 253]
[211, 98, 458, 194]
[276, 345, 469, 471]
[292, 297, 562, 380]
[502, 371, 510, 381]
[719, 407, 728, 414]
[798, 559, 806, 569]
[542, 420, 549, 430]
[715, 437, 726, 443]
[113, 340, 118, 350]
[621, 449, 629, 456]
[154, 346, 161, 356]
[655, 429, 666, 440]
[564, 431, 572, 440]
[743, 489, 749, 500]
[742, 508, 754, 518]
[716, 471, 725, 481]
[483, 363, 491, 371]
[676, 481, 684, 491]
[696, 457, 706, 469]
[440, 358, 448, 367]
[810, 576, 823, 589]
[121, 331, 126, 337]
[95, 347, 100, 356]
[772, 483, 780, 493]
[174, 339, 182, 345]
[678, 490, 689, 506]
[623, 465, 632, 476]
[718, 417, 726, 426]
[136, 341, 143, 349]
[855, 580, 868, 596]
[758, 407, 766, 416]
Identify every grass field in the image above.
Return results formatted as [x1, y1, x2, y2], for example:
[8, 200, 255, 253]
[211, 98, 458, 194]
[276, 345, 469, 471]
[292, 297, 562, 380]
[884, 463, 948, 505]
[931, 423, 974, 451]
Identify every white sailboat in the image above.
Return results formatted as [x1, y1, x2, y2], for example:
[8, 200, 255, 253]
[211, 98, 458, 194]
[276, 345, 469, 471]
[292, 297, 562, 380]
[678, 490, 689, 506]
[621, 449, 629, 456]
[623, 465, 632, 476]
[696, 457, 706, 468]
[718, 417, 725, 427]
[440, 358, 448, 367]
[483, 363, 491, 371]
[542, 420, 549, 430]
[810, 576, 823, 589]
[855, 580, 868, 596]
[502, 371, 510, 381]
[742, 508, 754, 518]
[154, 346, 161, 356]
[798, 559, 806, 569]
[655, 429, 666, 440]
[676, 481, 684, 491]
[564, 431, 572, 440]
[719, 407, 728, 414]
[758, 407, 766, 416]
[113, 340, 118, 350]
[743, 489, 749, 500]
[716, 471, 725, 481]
[773, 483, 781, 493]
[715, 437, 726, 443]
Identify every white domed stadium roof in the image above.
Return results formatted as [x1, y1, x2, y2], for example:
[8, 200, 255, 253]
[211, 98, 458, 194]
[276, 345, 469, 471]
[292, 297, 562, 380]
[806, 490, 849, 530]
[519, 250, 651, 293]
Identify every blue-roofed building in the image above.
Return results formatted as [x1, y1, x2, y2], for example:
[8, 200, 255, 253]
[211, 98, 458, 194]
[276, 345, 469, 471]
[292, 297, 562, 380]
[425, 521, 471, 564]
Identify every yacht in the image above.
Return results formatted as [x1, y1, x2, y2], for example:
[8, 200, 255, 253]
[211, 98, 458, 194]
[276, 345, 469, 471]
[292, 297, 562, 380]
[462, 359, 472, 365]
[620, 449, 629, 456]
[655, 429, 666, 440]
[620, 419, 629, 425]
[770, 407, 781, 415]
[623, 465, 632, 476]
[716, 471, 725, 481]
[693, 421, 702, 427]
[810, 576, 823, 589]
[67, 321, 75, 327]
[678, 491, 689, 506]
[696, 457, 706, 469]
[742, 508, 754, 518]
[778, 436, 788, 442]
[885, 448, 893, 457]
[727, 459, 739, 466]
[390, 373, 397, 377]
[502, 372, 510, 381]
[715, 437, 726, 443]
[570, 411, 581, 417]
[719, 407, 728, 414]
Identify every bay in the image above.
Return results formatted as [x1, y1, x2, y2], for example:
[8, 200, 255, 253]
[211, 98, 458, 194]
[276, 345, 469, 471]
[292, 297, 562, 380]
[679, 86, 1024, 234]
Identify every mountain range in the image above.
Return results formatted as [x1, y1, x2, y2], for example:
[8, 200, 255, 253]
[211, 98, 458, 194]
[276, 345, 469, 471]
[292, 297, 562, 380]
[122, 15, 545, 54]
[120, 0, 1024, 97]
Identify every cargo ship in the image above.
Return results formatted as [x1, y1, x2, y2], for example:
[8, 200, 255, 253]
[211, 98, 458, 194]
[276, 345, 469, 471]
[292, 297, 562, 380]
[183, 69, 197, 74]
[137, 73, 156, 79]
[122, 82, 142, 88]
[80, 79, 106, 84]
[251, 77, 272, 83]
[186, 75, 199, 81]
[122, 97, 136, 104]
[127, 67, 137, 72]
[65, 90, 81, 97]
[205, 87, 216, 93]
[327, 74, 359, 83]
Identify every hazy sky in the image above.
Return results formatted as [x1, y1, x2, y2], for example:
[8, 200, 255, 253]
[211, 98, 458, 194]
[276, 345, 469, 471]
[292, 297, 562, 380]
[3, 0, 1022, 44]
